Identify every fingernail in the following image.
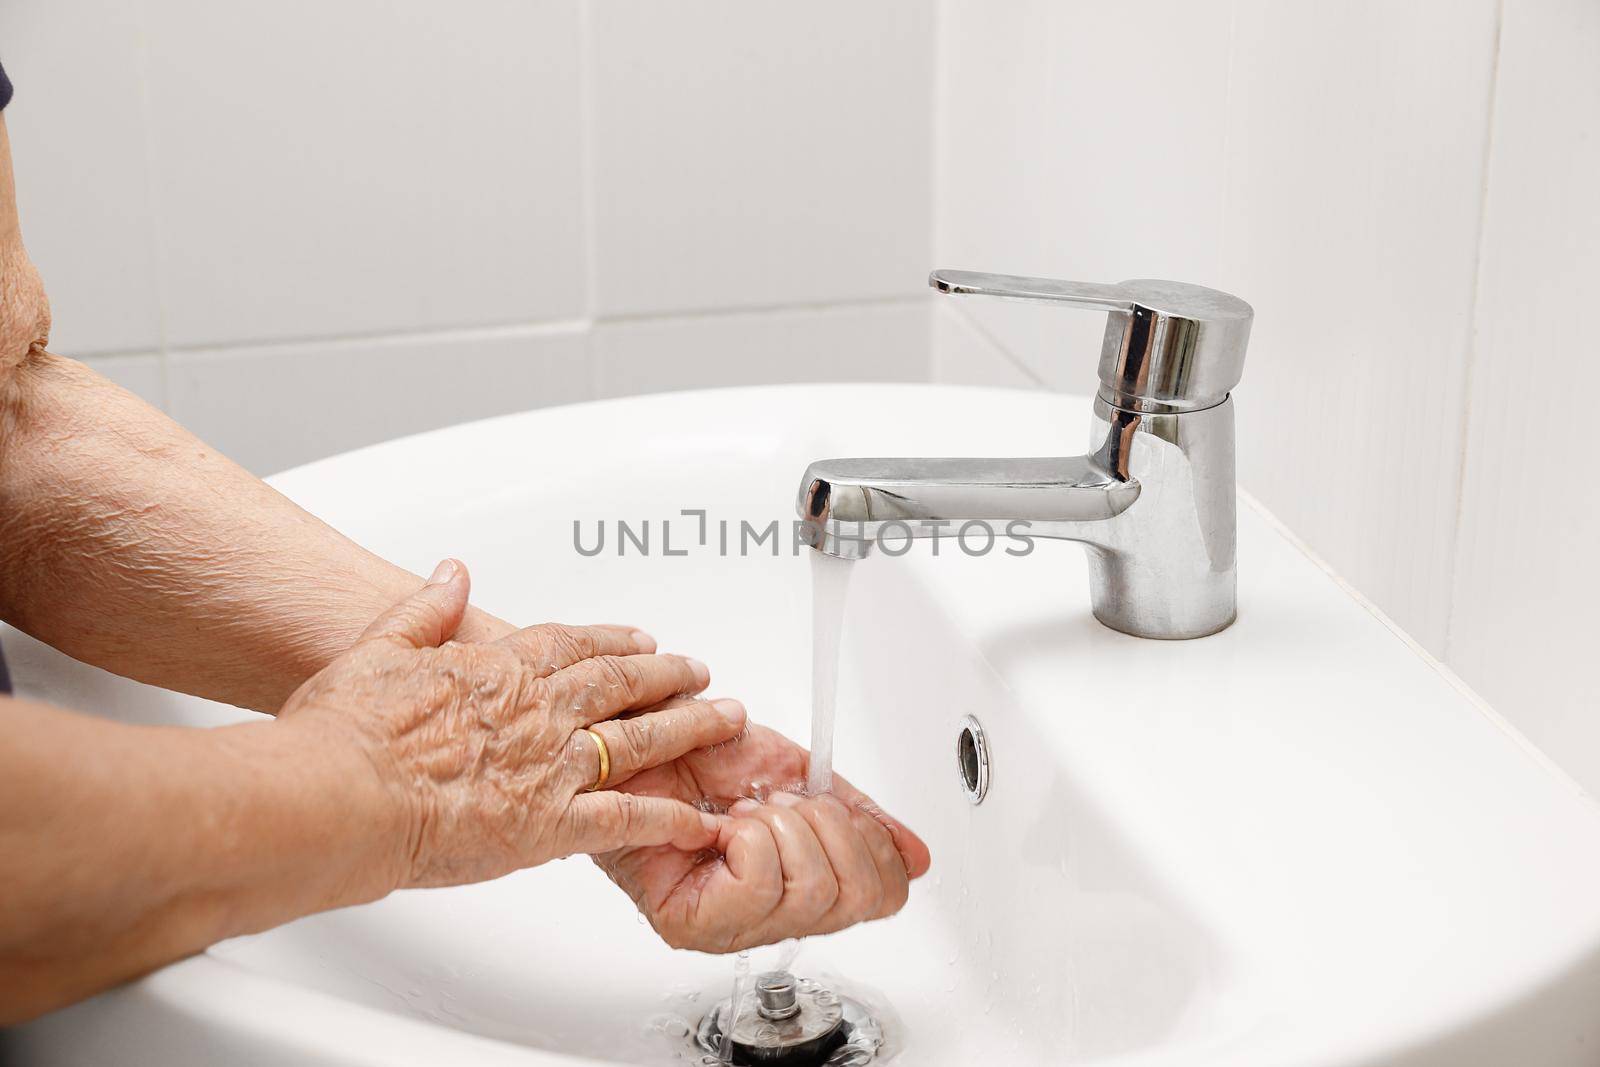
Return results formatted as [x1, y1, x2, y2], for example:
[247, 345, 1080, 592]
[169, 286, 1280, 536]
[426, 559, 457, 586]
[630, 629, 656, 653]
[730, 798, 760, 815]
[685, 658, 710, 685]
[770, 791, 802, 809]
[712, 698, 746, 726]
[700, 812, 722, 835]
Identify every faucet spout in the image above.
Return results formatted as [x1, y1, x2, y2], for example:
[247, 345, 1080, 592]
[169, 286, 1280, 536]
[794, 266, 1250, 638]
[798, 456, 1139, 558]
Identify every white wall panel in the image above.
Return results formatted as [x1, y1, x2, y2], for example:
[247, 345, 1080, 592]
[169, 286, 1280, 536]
[0, 0, 163, 356]
[81, 353, 165, 411]
[589, 0, 934, 317]
[142, 0, 587, 347]
[592, 301, 928, 398]
[1449, 0, 1600, 791]
[170, 327, 590, 475]
[1219, 0, 1499, 653]
[930, 303, 1038, 389]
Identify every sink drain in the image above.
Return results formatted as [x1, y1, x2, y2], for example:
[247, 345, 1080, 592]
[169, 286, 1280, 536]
[695, 971, 883, 1065]
[956, 715, 989, 804]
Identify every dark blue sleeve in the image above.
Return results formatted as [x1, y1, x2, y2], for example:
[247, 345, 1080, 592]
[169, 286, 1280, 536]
[1, 61, 11, 686]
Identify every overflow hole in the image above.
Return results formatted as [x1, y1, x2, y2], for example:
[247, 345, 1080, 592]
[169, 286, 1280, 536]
[956, 716, 989, 804]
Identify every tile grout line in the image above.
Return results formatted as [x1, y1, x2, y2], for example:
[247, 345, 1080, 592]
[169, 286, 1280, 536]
[162, 319, 595, 359]
[945, 303, 1047, 388]
[574, 0, 604, 400]
[129, 0, 174, 412]
[1441, 0, 1508, 667]
[594, 292, 930, 326]
[927, 0, 948, 384]
[130, 296, 932, 362]
[1218, 0, 1238, 276]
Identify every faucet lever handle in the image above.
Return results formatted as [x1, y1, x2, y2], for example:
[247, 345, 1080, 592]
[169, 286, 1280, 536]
[929, 268, 1253, 414]
[930, 270, 1135, 312]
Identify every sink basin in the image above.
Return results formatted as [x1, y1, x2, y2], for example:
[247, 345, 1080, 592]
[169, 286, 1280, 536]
[9, 384, 1600, 1066]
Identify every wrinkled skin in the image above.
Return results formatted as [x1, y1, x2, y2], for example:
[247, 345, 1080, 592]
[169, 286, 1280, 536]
[280, 559, 747, 889]
[600, 703, 933, 952]
[281, 560, 931, 949]
[1, 115, 52, 420]
[280, 560, 930, 957]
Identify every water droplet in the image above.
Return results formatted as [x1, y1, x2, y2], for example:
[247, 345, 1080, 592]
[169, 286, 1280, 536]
[649, 1013, 692, 1039]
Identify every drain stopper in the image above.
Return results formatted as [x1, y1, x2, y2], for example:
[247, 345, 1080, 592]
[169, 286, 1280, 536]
[755, 971, 804, 1021]
[705, 970, 847, 1065]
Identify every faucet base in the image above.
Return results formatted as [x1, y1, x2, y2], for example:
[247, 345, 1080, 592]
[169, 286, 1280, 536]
[1090, 598, 1237, 641]
[1077, 396, 1238, 639]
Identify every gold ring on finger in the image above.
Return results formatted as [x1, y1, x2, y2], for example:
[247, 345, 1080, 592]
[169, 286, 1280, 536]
[584, 727, 611, 791]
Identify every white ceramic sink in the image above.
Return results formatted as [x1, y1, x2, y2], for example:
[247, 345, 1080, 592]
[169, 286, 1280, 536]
[9, 385, 1600, 1066]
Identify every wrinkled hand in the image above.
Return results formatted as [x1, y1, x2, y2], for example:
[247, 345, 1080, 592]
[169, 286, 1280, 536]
[595, 702, 932, 952]
[280, 560, 747, 889]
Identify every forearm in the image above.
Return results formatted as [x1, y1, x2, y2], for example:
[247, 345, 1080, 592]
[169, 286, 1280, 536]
[0, 694, 398, 1023]
[0, 351, 510, 712]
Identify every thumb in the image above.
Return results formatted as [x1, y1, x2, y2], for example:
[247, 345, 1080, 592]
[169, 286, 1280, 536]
[567, 792, 723, 856]
[358, 559, 471, 650]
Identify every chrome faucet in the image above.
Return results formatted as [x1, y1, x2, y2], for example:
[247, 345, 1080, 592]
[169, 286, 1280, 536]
[795, 269, 1253, 639]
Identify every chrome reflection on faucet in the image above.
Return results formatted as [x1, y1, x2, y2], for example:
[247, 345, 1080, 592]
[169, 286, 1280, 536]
[796, 269, 1253, 639]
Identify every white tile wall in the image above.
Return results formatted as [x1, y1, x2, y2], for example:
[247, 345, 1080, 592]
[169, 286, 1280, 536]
[1, 0, 937, 475]
[929, 303, 1038, 390]
[1448, 0, 1600, 788]
[588, 0, 934, 317]
[141, 0, 588, 348]
[0, 0, 163, 356]
[1220, 0, 1499, 653]
[81, 353, 165, 410]
[591, 301, 928, 398]
[169, 326, 590, 475]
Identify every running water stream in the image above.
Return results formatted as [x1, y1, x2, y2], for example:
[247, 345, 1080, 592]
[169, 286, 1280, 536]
[716, 940, 803, 1063]
[719, 951, 751, 1063]
[713, 554, 855, 1063]
[806, 551, 856, 796]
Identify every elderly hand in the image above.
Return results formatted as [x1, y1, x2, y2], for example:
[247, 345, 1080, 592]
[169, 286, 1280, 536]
[279, 559, 748, 888]
[279, 559, 929, 951]
[595, 701, 932, 952]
